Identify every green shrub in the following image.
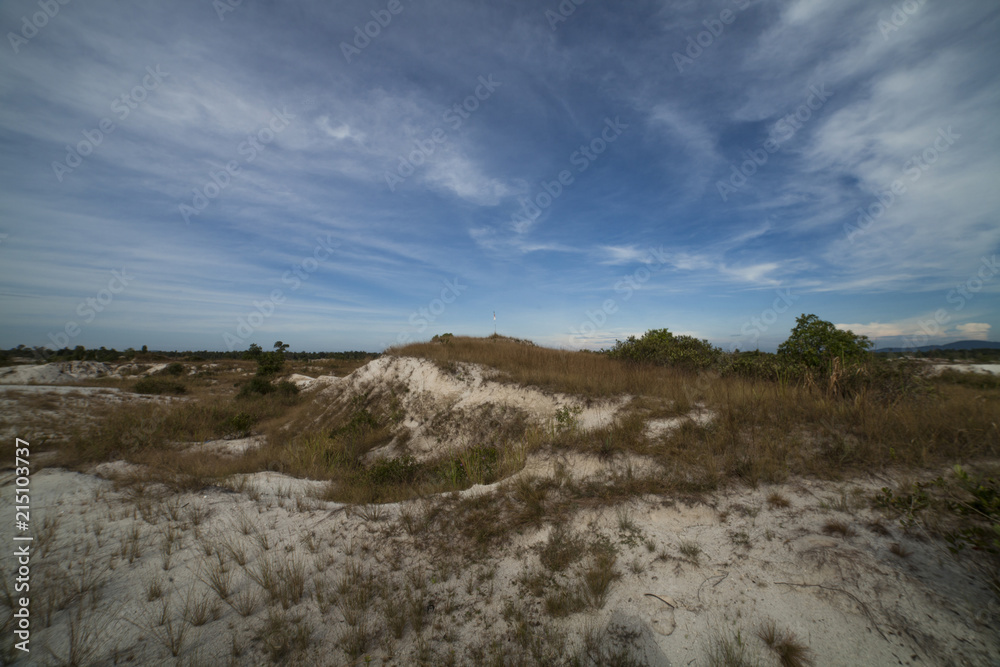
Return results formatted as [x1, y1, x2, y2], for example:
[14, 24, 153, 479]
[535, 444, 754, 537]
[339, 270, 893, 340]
[160, 362, 185, 376]
[275, 380, 300, 396]
[367, 455, 420, 486]
[229, 412, 255, 437]
[331, 409, 381, 439]
[134, 377, 186, 395]
[716, 351, 807, 383]
[604, 328, 720, 369]
[239, 377, 276, 397]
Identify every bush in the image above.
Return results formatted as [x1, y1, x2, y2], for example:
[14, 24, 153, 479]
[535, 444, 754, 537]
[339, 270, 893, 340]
[134, 377, 186, 395]
[605, 328, 720, 369]
[160, 362, 185, 376]
[275, 380, 300, 396]
[238, 377, 276, 397]
[777, 314, 872, 373]
[716, 350, 807, 383]
[229, 412, 255, 437]
[367, 455, 420, 486]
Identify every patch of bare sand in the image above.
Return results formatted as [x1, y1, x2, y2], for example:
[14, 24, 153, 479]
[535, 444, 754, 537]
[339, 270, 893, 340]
[4, 464, 997, 665]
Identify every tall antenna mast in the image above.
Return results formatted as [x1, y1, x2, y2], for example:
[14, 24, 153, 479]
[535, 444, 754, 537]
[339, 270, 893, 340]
[493, 311, 496, 336]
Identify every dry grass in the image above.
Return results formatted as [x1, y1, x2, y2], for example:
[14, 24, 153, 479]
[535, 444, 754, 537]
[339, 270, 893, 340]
[756, 619, 815, 667]
[822, 520, 856, 538]
[391, 335, 694, 400]
[46, 337, 1000, 513]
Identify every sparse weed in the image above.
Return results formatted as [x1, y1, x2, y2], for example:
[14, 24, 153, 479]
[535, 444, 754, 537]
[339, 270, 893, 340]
[256, 608, 312, 662]
[822, 520, 855, 538]
[146, 575, 165, 601]
[767, 492, 791, 509]
[757, 619, 815, 667]
[228, 586, 261, 618]
[679, 540, 702, 565]
[581, 548, 620, 610]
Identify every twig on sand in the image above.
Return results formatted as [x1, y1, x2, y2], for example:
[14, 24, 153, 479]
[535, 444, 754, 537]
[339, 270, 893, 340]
[775, 581, 888, 641]
[644, 593, 675, 608]
[696, 571, 729, 603]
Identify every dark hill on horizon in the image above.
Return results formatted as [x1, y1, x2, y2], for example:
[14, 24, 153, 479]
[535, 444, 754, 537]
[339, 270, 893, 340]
[876, 340, 1000, 353]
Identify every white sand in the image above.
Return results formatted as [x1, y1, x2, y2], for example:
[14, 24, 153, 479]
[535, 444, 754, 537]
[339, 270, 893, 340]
[1, 356, 997, 664]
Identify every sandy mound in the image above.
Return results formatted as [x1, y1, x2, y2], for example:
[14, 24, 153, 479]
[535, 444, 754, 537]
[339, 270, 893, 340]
[0, 360, 114, 384]
[286, 373, 339, 390]
[318, 355, 628, 460]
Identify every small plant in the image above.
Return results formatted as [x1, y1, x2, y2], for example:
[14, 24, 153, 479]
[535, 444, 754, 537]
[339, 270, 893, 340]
[581, 548, 620, 610]
[539, 523, 586, 572]
[679, 540, 702, 565]
[228, 586, 261, 617]
[822, 520, 855, 538]
[705, 627, 755, 667]
[874, 483, 931, 529]
[146, 575, 165, 601]
[202, 560, 233, 600]
[729, 530, 752, 548]
[554, 404, 583, 431]
[182, 589, 216, 627]
[134, 599, 187, 658]
[257, 608, 312, 662]
[767, 492, 791, 509]
[229, 412, 254, 437]
[756, 619, 815, 667]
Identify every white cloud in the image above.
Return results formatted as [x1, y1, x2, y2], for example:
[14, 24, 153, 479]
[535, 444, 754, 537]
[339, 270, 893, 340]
[835, 322, 908, 338]
[956, 323, 991, 340]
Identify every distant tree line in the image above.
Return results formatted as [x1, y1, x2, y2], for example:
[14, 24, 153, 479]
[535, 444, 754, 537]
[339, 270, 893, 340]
[0, 344, 378, 366]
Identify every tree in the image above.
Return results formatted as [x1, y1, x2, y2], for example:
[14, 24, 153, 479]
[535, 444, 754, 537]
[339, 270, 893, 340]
[777, 314, 872, 371]
[256, 341, 289, 377]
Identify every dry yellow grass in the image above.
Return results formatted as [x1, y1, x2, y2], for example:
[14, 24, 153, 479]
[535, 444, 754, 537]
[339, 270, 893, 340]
[32, 336, 998, 510]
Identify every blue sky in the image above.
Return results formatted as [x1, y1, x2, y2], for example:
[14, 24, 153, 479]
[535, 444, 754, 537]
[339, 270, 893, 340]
[1, 0, 998, 353]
